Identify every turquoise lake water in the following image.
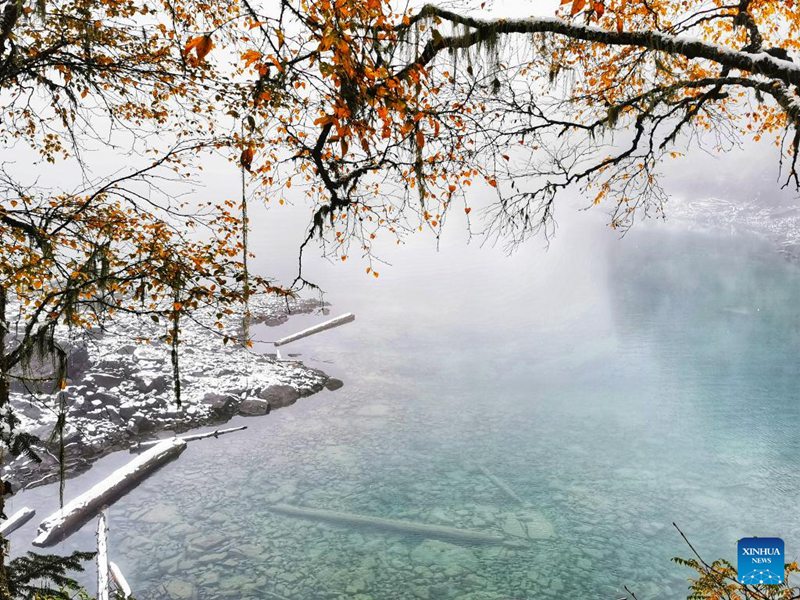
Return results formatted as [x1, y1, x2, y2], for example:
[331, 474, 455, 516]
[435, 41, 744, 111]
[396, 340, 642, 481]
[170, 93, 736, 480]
[8, 216, 800, 599]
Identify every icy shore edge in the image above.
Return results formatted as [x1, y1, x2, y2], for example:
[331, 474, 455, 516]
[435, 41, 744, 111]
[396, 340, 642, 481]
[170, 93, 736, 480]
[5, 295, 340, 493]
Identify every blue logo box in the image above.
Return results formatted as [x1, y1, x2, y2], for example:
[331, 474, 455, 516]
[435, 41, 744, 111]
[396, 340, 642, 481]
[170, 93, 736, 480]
[738, 537, 785, 585]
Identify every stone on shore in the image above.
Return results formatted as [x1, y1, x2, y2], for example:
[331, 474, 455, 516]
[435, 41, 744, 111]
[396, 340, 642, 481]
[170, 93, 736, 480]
[257, 384, 300, 408]
[3, 295, 335, 492]
[238, 399, 271, 416]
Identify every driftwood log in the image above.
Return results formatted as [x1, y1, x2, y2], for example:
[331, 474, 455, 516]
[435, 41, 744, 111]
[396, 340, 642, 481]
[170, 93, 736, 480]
[33, 439, 187, 546]
[97, 511, 109, 600]
[274, 313, 355, 346]
[268, 503, 517, 546]
[0, 507, 35, 536]
[131, 425, 247, 452]
[473, 463, 532, 507]
[109, 561, 133, 598]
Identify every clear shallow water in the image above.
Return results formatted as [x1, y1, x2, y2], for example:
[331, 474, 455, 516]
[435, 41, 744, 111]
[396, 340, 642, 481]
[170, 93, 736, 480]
[7, 217, 800, 599]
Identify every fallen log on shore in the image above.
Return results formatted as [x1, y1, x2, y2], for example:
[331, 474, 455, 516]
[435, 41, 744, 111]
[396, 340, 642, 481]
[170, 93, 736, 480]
[131, 425, 247, 452]
[33, 439, 186, 547]
[274, 313, 355, 347]
[268, 503, 518, 546]
[0, 507, 35, 536]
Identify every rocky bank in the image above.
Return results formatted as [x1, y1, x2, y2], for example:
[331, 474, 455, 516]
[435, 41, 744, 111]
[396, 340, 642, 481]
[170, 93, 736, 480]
[4, 295, 342, 493]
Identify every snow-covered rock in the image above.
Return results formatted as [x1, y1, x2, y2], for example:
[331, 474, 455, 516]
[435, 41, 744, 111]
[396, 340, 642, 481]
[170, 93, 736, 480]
[3, 295, 334, 492]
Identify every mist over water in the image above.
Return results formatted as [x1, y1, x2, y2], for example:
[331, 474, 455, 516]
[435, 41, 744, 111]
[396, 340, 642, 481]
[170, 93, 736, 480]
[7, 193, 800, 598]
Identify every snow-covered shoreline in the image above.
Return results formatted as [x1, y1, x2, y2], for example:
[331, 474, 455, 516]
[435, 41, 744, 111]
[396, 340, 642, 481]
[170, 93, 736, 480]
[668, 195, 800, 262]
[4, 295, 342, 494]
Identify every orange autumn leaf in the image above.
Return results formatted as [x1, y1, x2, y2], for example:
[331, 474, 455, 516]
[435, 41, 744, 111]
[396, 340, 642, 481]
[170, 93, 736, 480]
[571, 0, 586, 15]
[242, 50, 262, 68]
[196, 35, 214, 60]
[464, 207, 472, 214]
[185, 35, 214, 62]
[415, 130, 425, 148]
[184, 36, 204, 54]
[240, 147, 255, 172]
[267, 54, 285, 73]
[314, 115, 335, 127]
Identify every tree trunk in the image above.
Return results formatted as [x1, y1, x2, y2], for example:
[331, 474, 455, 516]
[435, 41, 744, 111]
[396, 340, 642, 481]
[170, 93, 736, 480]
[0, 285, 13, 600]
[241, 139, 251, 345]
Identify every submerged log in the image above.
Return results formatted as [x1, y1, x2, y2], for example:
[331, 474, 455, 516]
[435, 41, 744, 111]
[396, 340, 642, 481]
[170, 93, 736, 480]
[274, 313, 355, 347]
[109, 561, 133, 598]
[0, 507, 35, 536]
[97, 511, 109, 600]
[473, 463, 532, 508]
[131, 425, 247, 451]
[268, 503, 515, 546]
[33, 439, 187, 547]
